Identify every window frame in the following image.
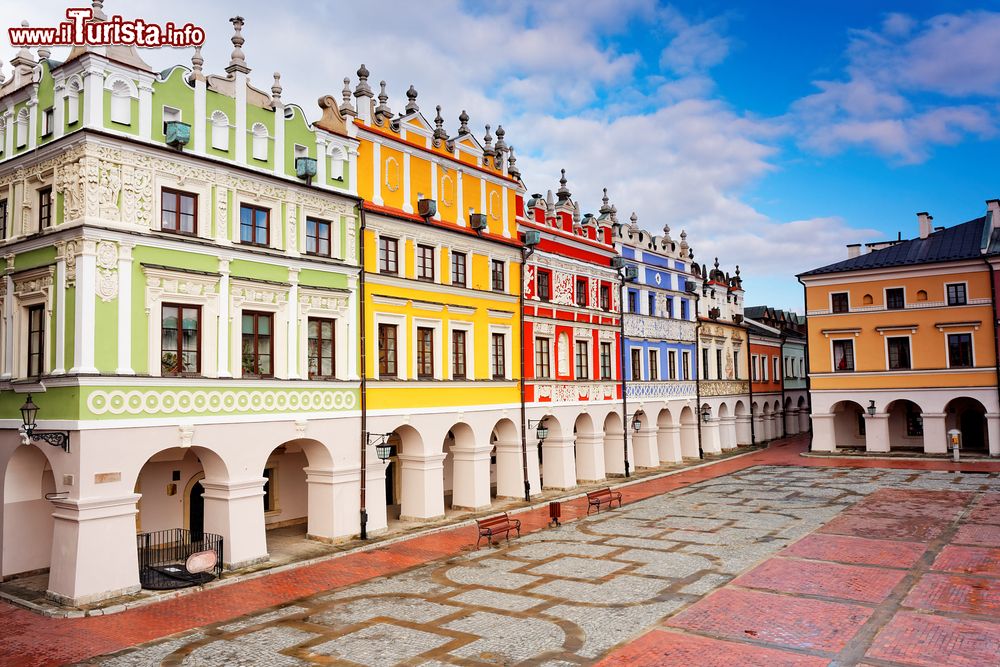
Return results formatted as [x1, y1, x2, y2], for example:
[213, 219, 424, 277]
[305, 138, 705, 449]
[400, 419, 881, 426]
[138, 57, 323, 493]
[38, 187, 52, 229]
[378, 323, 398, 377]
[41, 107, 55, 137]
[668, 350, 677, 380]
[575, 278, 588, 307]
[946, 282, 968, 306]
[600, 341, 612, 380]
[832, 338, 855, 372]
[648, 349, 659, 381]
[0, 198, 7, 240]
[491, 332, 506, 379]
[599, 283, 610, 311]
[886, 335, 912, 370]
[160, 302, 201, 376]
[379, 236, 399, 275]
[26, 303, 45, 377]
[534, 336, 551, 379]
[240, 310, 274, 377]
[451, 329, 467, 379]
[305, 217, 332, 257]
[536, 269, 551, 302]
[885, 287, 905, 310]
[161, 188, 198, 236]
[307, 317, 336, 379]
[451, 251, 467, 287]
[830, 292, 849, 314]
[239, 203, 271, 248]
[491, 259, 505, 292]
[417, 244, 435, 282]
[416, 326, 435, 379]
[575, 340, 589, 379]
[682, 350, 691, 380]
[946, 332, 974, 368]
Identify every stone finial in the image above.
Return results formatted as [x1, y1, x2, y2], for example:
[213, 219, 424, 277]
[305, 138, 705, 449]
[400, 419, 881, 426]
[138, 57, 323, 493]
[610, 204, 618, 224]
[354, 64, 373, 98]
[458, 109, 470, 134]
[271, 72, 282, 106]
[433, 105, 448, 140]
[190, 45, 205, 80]
[404, 85, 419, 113]
[0, 65, 5, 85]
[375, 80, 391, 117]
[573, 201, 582, 225]
[507, 145, 520, 179]
[630, 212, 640, 232]
[12, 22, 35, 68]
[483, 124, 495, 156]
[556, 169, 571, 203]
[37, 46, 51, 61]
[340, 77, 355, 115]
[545, 189, 555, 211]
[714, 257, 720, 270]
[226, 16, 251, 74]
[92, 0, 107, 20]
[600, 188, 612, 215]
[494, 125, 507, 153]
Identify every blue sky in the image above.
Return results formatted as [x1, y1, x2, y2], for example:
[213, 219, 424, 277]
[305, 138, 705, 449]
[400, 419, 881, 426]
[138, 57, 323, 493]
[5, 1, 999, 309]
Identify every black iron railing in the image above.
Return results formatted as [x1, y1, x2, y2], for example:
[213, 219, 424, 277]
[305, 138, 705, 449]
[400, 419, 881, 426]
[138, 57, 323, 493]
[137, 528, 223, 590]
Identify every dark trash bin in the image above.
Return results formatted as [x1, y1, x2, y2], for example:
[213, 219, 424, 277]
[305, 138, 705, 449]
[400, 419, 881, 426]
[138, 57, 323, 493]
[549, 501, 562, 527]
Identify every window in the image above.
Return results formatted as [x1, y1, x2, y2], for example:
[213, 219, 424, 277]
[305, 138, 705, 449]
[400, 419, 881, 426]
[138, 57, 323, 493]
[734, 351, 740, 379]
[210, 110, 229, 150]
[452, 330, 467, 379]
[680, 299, 688, 320]
[451, 252, 466, 286]
[752, 355, 759, 381]
[762, 356, 768, 381]
[600, 284, 610, 311]
[0, 198, 7, 239]
[575, 340, 589, 379]
[110, 80, 131, 124]
[648, 350, 659, 381]
[906, 405, 923, 437]
[833, 339, 855, 372]
[306, 218, 331, 257]
[161, 304, 200, 375]
[600, 342, 612, 380]
[831, 292, 849, 313]
[38, 187, 52, 229]
[682, 351, 690, 380]
[26, 304, 45, 377]
[417, 244, 435, 281]
[240, 204, 270, 247]
[702, 348, 709, 379]
[774, 356, 780, 380]
[668, 350, 677, 379]
[537, 270, 551, 302]
[716, 349, 723, 380]
[948, 333, 973, 368]
[378, 324, 397, 376]
[251, 123, 268, 161]
[416, 327, 434, 378]
[628, 291, 638, 313]
[491, 333, 506, 378]
[161, 189, 197, 235]
[535, 337, 550, 378]
[379, 237, 398, 274]
[886, 288, 905, 310]
[491, 260, 505, 292]
[41, 108, 54, 136]
[946, 283, 967, 306]
[241, 311, 273, 376]
[307, 318, 335, 379]
[631, 348, 642, 379]
[576, 278, 587, 307]
[665, 297, 674, 319]
[648, 292, 656, 316]
[887, 336, 911, 370]
[162, 106, 181, 135]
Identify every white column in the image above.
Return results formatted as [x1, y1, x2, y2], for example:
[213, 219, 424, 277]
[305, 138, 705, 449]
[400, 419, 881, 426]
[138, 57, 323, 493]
[701, 419, 722, 454]
[720, 417, 737, 450]
[574, 433, 606, 483]
[47, 495, 141, 606]
[680, 422, 699, 458]
[398, 453, 446, 520]
[502, 184, 510, 237]
[233, 73, 247, 163]
[82, 67, 103, 128]
[52, 82, 65, 140]
[26, 100, 37, 151]
[430, 161, 440, 220]
[287, 269, 299, 379]
[364, 449, 388, 534]
[137, 81, 153, 140]
[541, 435, 576, 490]
[201, 478, 268, 569]
[449, 445, 492, 510]
[115, 244, 134, 374]
[71, 241, 97, 373]
[604, 429, 626, 476]
[402, 150, 413, 213]
[347, 146, 359, 197]
[456, 169, 464, 225]
[53, 252, 66, 374]
[304, 464, 361, 541]
[3, 110, 14, 156]
[346, 279, 358, 380]
[479, 178, 486, 220]
[864, 413, 890, 453]
[495, 439, 525, 498]
[921, 413, 947, 455]
[632, 427, 659, 468]
[736, 415, 752, 445]
[193, 78, 206, 153]
[527, 439, 542, 497]
[2, 273, 12, 378]
[987, 414, 1000, 457]
[657, 424, 682, 463]
[315, 137, 325, 182]
[810, 413, 836, 452]
[217, 259, 231, 377]
[371, 143, 383, 206]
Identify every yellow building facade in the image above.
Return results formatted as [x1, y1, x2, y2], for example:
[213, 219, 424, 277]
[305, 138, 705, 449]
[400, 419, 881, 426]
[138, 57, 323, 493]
[328, 67, 526, 528]
[801, 206, 1000, 456]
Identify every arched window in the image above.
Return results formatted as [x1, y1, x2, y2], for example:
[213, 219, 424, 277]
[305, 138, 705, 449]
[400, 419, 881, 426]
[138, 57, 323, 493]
[109, 79, 133, 125]
[863, 293, 873, 305]
[251, 122, 268, 161]
[15, 108, 29, 147]
[328, 145, 345, 180]
[210, 110, 229, 151]
[916, 290, 928, 302]
[0, 117, 6, 155]
[66, 76, 82, 125]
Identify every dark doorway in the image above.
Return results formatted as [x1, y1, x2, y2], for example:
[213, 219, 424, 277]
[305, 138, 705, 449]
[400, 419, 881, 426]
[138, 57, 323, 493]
[961, 409, 986, 451]
[189, 480, 204, 541]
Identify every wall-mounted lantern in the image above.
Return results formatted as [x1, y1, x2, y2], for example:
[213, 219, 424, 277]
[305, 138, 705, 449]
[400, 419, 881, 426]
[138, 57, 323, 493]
[866, 400, 876, 417]
[701, 405, 712, 423]
[19, 395, 70, 452]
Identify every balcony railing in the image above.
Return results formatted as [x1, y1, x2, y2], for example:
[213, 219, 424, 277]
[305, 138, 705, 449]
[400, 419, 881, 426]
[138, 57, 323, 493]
[137, 528, 223, 590]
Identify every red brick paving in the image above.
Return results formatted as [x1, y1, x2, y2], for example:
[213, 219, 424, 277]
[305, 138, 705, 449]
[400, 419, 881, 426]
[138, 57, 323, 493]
[932, 545, 1000, 577]
[818, 513, 950, 542]
[733, 557, 907, 604]
[595, 629, 830, 667]
[904, 572, 1000, 616]
[847, 488, 973, 519]
[866, 611, 1000, 667]
[953, 523, 1000, 547]
[666, 587, 874, 653]
[2, 434, 999, 667]
[782, 533, 926, 568]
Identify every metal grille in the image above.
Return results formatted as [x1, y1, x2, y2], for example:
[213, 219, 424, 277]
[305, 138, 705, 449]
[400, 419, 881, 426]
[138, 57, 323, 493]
[137, 528, 223, 590]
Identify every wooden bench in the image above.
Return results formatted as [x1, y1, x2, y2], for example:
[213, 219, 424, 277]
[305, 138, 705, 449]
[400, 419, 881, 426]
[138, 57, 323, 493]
[476, 512, 521, 548]
[586, 487, 623, 514]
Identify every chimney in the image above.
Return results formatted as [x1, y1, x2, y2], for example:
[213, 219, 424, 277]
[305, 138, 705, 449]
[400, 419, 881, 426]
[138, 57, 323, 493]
[917, 211, 932, 239]
[846, 243, 861, 258]
[988, 199, 1000, 235]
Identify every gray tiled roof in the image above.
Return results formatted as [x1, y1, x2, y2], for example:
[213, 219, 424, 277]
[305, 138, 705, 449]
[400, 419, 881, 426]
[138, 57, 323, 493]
[799, 216, 987, 277]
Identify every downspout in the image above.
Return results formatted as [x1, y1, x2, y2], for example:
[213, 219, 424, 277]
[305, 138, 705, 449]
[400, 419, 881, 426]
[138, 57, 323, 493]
[358, 205, 369, 540]
[519, 245, 534, 501]
[983, 258, 1000, 440]
[619, 273, 631, 476]
[797, 276, 814, 450]
[693, 290, 704, 458]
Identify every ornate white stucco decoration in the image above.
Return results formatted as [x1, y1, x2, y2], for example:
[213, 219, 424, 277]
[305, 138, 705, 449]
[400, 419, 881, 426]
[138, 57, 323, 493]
[178, 424, 195, 447]
[626, 381, 697, 401]
[624, 314, 696, 342]
[87, 387, 357, 416]
[95, 240, 119, 302]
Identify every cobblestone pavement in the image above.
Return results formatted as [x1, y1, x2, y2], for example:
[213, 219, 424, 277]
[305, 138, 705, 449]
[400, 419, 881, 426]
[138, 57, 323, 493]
[81, 465, 1000, 666]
